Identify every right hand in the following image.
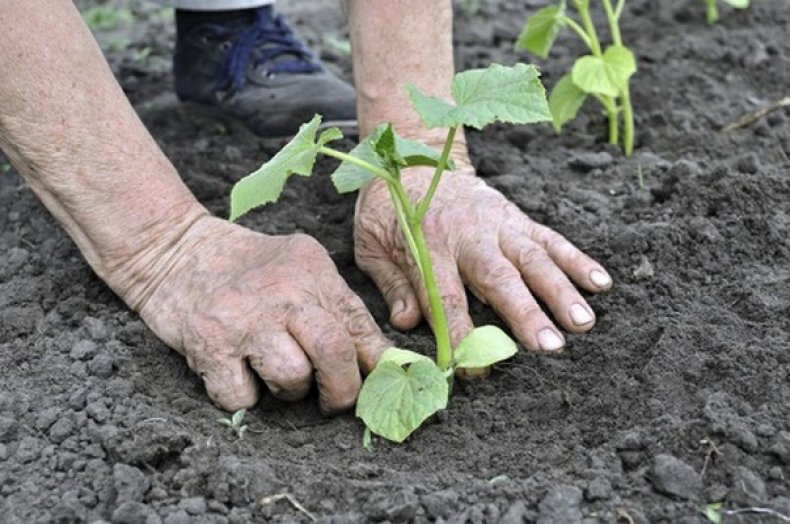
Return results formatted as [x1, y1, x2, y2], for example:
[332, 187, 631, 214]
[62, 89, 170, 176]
[135, 216, 390, 414]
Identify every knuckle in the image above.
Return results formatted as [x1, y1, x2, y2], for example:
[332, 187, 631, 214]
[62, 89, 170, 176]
[515, 302, 544, 324]
[516, 243, 552, 271]
[268, 363, 312, 397]
[289, 233, 328, 260]
[478, 260, 518, 292]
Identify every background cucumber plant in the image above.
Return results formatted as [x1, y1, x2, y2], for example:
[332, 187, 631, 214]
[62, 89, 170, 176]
[705, 0, 749, 24]
[229, 64, 552, 443]
[515, 0, 637, 156]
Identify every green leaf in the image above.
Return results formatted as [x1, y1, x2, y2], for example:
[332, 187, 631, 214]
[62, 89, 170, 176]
[602, 46, 637, 91]
[319, 127, 344, 144]
[356, 360, 449, 443]
[378, 347, 433, 367]
[217, 418, 233, 427]
[549, 73, 588, 132]
[231, 409, 246, 427]
[230, 115, 341, 220]
[571, 46, 636, 97]
[722, 0, 749, 8]
[704, 502, 723, 524]
[330, 125, 452, 193]
[454, 325, 518, 369]
[514, 2, 566, 59]
[407, 63, 552, 130]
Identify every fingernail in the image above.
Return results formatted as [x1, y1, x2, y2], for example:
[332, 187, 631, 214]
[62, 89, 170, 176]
[590, 270, 612, 289]
[537, 329, 564, 352]
[392, 299, 406, 317]
[569, 304, 593, 326]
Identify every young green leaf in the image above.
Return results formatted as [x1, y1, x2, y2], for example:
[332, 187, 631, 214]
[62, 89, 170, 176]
[356, 360, 449, 443]
[704, 502, 723, 524]
[722, 0, 748, 8]
[378, 347, 433, 367]
[548, 73, 588, 132]
[571, 45, 636, 97]
[229, 115, 341, 221]
[231, 408, 246, 427]
[514, 1, 566, 59]
[407, 63, 552, 130]
[453, 325, 518, 369]
[331, 124, 453, 193]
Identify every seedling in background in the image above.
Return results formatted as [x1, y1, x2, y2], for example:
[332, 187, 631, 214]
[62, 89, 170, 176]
[229, 64, 552, 443]
[515, 0, 637, 156]
[705, 0, 749, 24]
[217, 408, 248, 440]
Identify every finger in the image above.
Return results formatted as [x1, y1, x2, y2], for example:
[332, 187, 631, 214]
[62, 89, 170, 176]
[526, 222, 613, 292]
[404, 249, 474, 349]
[321, 279, 392, 374]
[197, 357, 260, 412]
[501, 233, 597, 334]
[287, 305, 361, 415]
[355, 235, 421, 330]
[460, 245, 566, 353]
[246, 331, 313, 401]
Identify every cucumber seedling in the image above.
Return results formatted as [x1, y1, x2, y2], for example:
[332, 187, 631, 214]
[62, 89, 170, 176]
[515, 0, 637, 156]
[705, 0, 749, 24]
[229, 64, 552, 443]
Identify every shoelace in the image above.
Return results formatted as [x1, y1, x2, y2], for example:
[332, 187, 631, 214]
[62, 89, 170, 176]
[206, 7, 323, 93]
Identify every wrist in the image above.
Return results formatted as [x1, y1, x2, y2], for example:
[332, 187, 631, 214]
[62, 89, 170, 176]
[101, 200, 212, 311]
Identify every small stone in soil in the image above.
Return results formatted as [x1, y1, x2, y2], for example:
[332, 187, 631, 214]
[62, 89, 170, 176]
[648, 454, 701, 500]
[114, 463, 150, 503]
[769, 432, 790, 464]
[730, 466, 767, 504]
[70, 339, 97, 361]
[111, 501, 160, 524]
[568, 152, 613, 172]
[585, 477, 612, 501]
[421, 489, 459, 519]
[178, 497, 207, 516]
[15, 436, 42, 464]
[49, 416, 75, 444]
[89, 353, 115, 378]
[537, 484, 583, 524]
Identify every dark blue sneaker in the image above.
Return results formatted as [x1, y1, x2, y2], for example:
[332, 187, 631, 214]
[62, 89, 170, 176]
[173, 6, 357, 138]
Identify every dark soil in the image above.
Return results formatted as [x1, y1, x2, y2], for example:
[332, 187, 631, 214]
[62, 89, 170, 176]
[1, 1, 789, 523]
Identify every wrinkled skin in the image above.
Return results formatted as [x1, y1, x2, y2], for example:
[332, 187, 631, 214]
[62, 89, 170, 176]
[138, 216, 390, 413]
[355, 165, 613, 366]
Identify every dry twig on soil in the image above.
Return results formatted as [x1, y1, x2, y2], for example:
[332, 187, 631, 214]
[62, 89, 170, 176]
[720, 96, 790, 132]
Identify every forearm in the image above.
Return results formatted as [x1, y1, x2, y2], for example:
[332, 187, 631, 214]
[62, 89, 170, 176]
[0, 1, 208, 309]
[345, 0, 471, 169]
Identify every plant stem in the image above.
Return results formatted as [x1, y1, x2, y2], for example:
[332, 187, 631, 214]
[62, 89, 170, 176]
[410, 219, 452, 371]
[318, 146, 396, 184]
[602, 0, 635, 155]
[415, 126, 457, 221]
[561, 16, 593, 52]
[601, 0, 622, 46]
[574, 0, 602, 56]
[388, 182, 423, 277]
[706, 0, 719, 24]
[614, 0, 625, 19]
[595, 94, 619, 144]
[621, 87, 634, 155]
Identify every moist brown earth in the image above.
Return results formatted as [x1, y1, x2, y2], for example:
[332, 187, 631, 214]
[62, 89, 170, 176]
[1, 1, 788, 522]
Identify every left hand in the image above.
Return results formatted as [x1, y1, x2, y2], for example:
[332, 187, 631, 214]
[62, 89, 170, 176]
[353, 164, 612, 361]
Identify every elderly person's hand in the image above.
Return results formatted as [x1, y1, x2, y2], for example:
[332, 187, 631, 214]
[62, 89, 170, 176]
[138, 217, 390, 413]
[354, 161, 612, 356]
